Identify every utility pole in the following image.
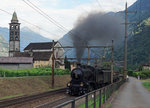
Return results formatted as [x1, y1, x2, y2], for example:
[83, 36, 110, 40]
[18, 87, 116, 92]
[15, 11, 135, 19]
[123, 2, 137, 80]
[52, 40, 55, 88]
[87, 48, 90, 65]
[124, 2, 128, 80]
[111, 40, 114, 84]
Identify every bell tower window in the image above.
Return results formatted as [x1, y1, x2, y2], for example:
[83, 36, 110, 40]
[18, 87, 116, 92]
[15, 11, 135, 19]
[15, 36, 19, 40]
[15, 32, 18, 35]
[10, 31, 13, 35]
[10, 36, 13, 40]
[15, 26, 18, 29]
[11, 25, 14, 30]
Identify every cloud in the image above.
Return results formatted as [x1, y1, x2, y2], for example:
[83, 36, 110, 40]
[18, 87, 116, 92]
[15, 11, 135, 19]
[0, 0, 137, 40]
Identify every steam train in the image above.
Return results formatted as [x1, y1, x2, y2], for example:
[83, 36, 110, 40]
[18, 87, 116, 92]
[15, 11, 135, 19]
[66, 64, 120, 95]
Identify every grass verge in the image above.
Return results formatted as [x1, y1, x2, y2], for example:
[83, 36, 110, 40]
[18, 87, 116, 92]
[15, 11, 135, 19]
[142, 82, 150, 91]
[143, 78, 150, 81]
[0, 94, 23, 100]
[78, 94, 107, 108]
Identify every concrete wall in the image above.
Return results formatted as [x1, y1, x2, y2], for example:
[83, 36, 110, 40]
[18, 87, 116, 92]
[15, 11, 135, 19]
[0, 63, 33, 69]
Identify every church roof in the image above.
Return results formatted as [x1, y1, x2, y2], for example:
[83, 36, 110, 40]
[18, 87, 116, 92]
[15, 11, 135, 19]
[11, 11, 18, 22]
[14, 52, 52, 61]
[32, 52, 52, 60]
[24, 42, 57, 51]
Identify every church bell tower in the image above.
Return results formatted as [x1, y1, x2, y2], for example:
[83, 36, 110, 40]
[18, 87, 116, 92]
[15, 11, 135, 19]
[9, 12, 20, 57]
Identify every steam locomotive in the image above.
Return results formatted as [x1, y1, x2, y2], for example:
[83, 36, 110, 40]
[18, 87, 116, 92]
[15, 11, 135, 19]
[66, 64, 120, 95]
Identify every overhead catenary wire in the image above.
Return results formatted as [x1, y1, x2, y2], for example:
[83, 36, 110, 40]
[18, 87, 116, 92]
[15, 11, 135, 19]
[24, 0, 113, 62]
[23, 0, 89, 45]
[23, 0, 67, 32]
[95, 0, 102, 9]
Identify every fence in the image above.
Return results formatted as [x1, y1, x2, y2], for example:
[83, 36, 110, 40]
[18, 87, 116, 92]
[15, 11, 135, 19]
[53, 80, 126, 108]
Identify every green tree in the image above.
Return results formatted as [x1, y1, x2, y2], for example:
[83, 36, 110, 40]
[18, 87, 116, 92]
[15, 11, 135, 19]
[64, 56, 71, 70]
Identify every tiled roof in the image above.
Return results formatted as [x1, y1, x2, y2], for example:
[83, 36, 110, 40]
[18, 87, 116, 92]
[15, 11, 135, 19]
[24, 42, 57, 51]
[0, 57, 33, 64]
[14, 52, 52, 61]
[143, 63, 150, 66]
[33, 52, 52, 60]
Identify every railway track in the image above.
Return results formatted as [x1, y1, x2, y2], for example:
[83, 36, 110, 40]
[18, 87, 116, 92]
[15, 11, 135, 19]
[0, 88, 66, 108]
[35, 96, 75, 108]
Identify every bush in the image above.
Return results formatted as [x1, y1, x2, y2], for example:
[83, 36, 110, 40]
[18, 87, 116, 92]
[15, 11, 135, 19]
[128, 70, 133, 76]
[133, 70, 150, 79]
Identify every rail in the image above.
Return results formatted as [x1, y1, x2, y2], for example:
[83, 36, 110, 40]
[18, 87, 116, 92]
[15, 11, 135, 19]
[53, 80, 126, 108]
[0, 88, 66, 108]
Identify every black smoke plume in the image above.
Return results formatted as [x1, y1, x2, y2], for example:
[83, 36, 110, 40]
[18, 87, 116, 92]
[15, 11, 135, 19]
[70, 12, 123, 62]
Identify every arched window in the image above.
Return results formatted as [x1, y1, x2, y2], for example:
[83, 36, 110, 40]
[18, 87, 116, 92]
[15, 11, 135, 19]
[10, 31, 13, 35]
[15, 36, 19, 40]
[15, 32, 17, 35]
[15, 26, 18, 29]
[10, 37, 13, 40]
[11, 26, 14, 29]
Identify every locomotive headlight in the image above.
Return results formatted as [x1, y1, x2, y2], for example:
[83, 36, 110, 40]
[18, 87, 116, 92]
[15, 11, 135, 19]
[80, 82, 84, 86]
[67, 83, 71, 86]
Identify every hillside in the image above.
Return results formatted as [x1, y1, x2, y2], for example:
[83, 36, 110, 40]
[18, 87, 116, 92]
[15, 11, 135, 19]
[115, 17, 150, 69]
[0, 35, 8, 56]
[0, 27, 51, 56]
[59, 0, 150, 68]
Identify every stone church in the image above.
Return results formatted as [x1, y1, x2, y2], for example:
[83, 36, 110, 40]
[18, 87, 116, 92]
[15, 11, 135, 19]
[8, 12, 65, 69]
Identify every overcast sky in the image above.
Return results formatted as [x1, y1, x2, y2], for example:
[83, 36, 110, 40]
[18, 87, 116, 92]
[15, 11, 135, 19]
[0, 0, 137, 40]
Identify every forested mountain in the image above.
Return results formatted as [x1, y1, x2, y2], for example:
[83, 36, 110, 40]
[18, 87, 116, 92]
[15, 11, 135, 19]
[114, 0, 150, 69]
[115, 17, 150, 69]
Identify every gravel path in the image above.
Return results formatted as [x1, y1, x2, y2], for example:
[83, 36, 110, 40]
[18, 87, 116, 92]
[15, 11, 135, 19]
[111, 77, 150, 108]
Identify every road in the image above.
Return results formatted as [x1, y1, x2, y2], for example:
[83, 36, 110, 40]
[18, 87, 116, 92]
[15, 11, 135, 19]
[111, 77, 150, 108]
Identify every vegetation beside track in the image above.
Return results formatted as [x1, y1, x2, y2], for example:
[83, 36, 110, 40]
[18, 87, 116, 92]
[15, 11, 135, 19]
[142, 82, 150, 91]
[128, 70, 150, 79]
[0, 67, 70, 77]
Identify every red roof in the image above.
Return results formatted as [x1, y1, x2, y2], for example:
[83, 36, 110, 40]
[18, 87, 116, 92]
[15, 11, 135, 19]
[0, 57, 33, 64]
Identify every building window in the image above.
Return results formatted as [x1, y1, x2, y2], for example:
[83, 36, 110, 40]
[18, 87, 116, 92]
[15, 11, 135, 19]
[15, 36, 19, 40]
[15, 32, 18, 35]
[10, 35, 13, 40]
[10, 31, 13, 35]
[10, 37, 13, 40]
[15, 26, 18, 29]
[11, 26, 14, 29]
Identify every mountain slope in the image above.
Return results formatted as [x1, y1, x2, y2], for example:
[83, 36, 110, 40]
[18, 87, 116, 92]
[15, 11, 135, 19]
[0, 35, 8, 56]
[60, 0, 150, 67]
[0, 27, 52, 55]
[115, 17, 150, 69]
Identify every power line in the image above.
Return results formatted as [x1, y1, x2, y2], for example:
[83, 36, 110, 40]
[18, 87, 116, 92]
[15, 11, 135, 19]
[23, 0, 88, 45]
[0, 8, 58, 37]
[23, 0, 113, 63]
[95, 0, 102, 9]
[23, 0, 67, 32]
